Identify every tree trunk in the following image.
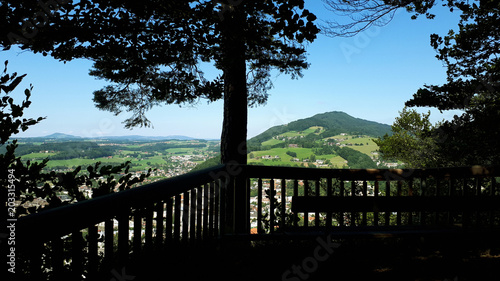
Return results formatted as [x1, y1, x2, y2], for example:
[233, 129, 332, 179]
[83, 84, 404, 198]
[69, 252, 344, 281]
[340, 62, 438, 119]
[220, 9, 247, 165]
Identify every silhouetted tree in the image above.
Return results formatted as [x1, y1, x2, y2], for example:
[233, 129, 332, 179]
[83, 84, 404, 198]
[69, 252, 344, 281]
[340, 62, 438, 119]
[326, 0, 500, 166]
[1, 0, 319, 165]
[405, 1, 500, 166]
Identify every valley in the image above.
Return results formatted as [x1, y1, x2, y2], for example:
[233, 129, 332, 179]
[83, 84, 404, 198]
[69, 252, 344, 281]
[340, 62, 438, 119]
[12, 137, 220, 182]
[8, 111, 399, 187]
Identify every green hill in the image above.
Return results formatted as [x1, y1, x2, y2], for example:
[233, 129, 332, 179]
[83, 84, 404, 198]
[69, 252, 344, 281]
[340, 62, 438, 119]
[192, 111, 392, 171]
[248, 111, 390, 147]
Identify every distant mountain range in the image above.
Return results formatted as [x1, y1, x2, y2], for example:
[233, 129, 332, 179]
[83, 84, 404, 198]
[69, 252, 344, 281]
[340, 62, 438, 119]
[20, 111, 391, 143]
[19, 133, 202, 141]
[249, 111, 391, 145]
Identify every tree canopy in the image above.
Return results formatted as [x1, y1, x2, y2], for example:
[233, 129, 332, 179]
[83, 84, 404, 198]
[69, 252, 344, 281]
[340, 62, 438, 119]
[1, 0, 320, 164]
[328, 0, 499, 167]
[405, 0, 500, 166]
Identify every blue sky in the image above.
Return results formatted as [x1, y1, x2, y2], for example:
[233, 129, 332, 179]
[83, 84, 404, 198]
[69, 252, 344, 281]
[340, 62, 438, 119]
[3, 2, 463, 139]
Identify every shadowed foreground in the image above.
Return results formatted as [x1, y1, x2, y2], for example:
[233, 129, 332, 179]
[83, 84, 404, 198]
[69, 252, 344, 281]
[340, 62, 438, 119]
[125, 237, 500, 281]
[17, 165, 500, 281]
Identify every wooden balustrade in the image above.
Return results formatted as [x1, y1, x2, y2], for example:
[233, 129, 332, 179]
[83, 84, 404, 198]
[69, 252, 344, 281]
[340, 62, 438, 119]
[14, 164, 500, 280]
[16, 164, 228, 281]
[245, 165, 500, 236]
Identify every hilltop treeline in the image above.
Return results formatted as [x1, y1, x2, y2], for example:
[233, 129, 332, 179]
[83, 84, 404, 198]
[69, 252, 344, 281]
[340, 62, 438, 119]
[10, 141, 116, 160]
[4, 141, 208, 160]
[126, 142, 206, 153]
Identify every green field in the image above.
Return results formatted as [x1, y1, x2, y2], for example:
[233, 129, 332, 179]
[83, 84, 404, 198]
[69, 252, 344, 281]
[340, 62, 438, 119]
[14, 139, 219, 173]
[248, 146, 348, 168]
[249, 131, 380, 168]
[46, 156, 129, 168]
[277, 126, 324, 138]
[261, 138, 284, 147]
[20, 152, 57, 159]
[339, 137, 378, 155]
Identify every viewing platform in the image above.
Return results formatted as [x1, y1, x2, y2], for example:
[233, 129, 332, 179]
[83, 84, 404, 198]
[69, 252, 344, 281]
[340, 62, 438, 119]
[15, 164, 500, 280]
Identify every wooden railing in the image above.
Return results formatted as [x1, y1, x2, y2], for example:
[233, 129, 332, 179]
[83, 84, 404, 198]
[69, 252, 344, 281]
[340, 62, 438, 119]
[246, 165, 500, 236]
[16, 164, 231, 281]
[14, 164, 500, 280]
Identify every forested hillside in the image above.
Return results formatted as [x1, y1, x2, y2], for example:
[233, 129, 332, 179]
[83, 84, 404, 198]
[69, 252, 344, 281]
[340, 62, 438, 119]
[248, 111, 390, 148]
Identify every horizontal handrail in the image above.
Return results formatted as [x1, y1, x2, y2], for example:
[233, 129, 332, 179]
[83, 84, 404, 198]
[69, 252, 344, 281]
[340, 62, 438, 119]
[246, 164, 500, 181]
[16, 164, 226, 244]
[292, 196, 500, 213]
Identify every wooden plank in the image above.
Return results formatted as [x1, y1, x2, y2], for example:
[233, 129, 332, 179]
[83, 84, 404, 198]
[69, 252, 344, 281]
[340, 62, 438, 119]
[104, 219, 114, 264]
[28, 242, 43, 281]
[214, 180, 220, 236]
[339, 180, 345, 227]
[303, 180, 309, 228]
[183, 191, 190, 242]
[209, 182, 215, 237]
[165, 197, 173, 244]
[88, 224, 99, 277]
[133, 211, 142, 257]
[190, 188, 197, 241]
[174, 194, 181, 241]
[475, 177, 481, 226]
[257, 178, 263, 234]
[315, 180, 320, 227]
[51, 237, 64, 280]
[292, 196, 500, 213]
[155, 202, 164, 247]
[145, 205, 153, 251]
[385, 181, 390, 226]
[219, 178, 226, 236]
[244, 165, 500, 181]
[197, 186, 203, 239]
[350, 181, 356, 226]
[280, 179, 286, 231]
[408, 180, 414, 225]
[72, 230, 83, 279]
[203, 184, 209, 239]
[270, 178, 275, 234]
[118, 212, 129, 264]
[293, 179, 299, 228]
[362, 181, 368, 226]
[397, 181, 402, 226]
[374, 181, 379, 226]
[325, 178, 333, 229]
